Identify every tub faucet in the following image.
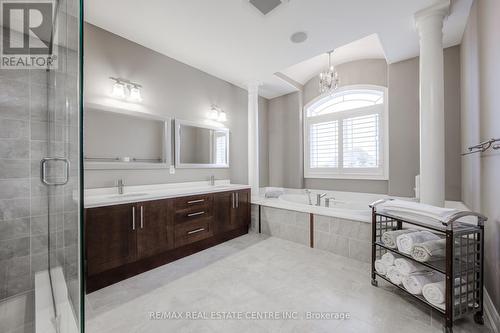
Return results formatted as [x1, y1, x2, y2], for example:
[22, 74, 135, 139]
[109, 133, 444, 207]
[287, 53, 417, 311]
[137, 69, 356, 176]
[117, 179, 124, 195]
[305, 189, 312, 205]
[316, 193, 327, 206]
[325, 197, 336, 208]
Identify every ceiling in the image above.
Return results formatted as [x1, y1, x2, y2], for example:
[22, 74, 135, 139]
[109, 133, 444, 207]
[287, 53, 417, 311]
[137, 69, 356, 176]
[85, 0, 473, 99]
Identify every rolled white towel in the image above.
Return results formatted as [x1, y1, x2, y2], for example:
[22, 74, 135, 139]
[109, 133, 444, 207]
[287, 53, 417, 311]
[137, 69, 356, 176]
[394, 258, 427, 275]
[381, 229, 417, 249]
[381, 252, 396, 266]
[396, 231, 440, 254]
[374, 260, 388, 276]
[402, 272, 444, 295]
[422, 281, 446, 308]
[422, 278, 466, 309]
[386, 266, 404, 285]
[411, 239, 446, 262]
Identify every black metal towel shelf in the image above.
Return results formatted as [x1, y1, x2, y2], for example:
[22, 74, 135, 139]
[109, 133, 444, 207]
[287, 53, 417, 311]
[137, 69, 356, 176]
[369, 200, 486, 333]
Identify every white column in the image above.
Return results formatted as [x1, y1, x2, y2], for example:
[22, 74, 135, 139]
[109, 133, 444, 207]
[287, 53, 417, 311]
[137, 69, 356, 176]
[415, 1, 449, 207]
[247, 81, 260, 194]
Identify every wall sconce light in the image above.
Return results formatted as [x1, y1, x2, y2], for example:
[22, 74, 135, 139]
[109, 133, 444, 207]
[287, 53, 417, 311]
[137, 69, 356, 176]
[218, 110, 227, 122]
[111, 80, 126, 99]
[209, 105, 227, 122]
[128, 84, 142, 102]
[110, 77, 142, 102]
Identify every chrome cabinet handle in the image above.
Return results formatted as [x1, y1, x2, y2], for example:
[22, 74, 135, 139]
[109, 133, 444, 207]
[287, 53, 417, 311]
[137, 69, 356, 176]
[140, 206, 144, 229]
[236, 192, 239, 208]
[40, 157, 70, 186]
[132, 206, 136, 230]
[232, 193, 235, 209]
[187, 228, 205, 235]
[187, 199, 205, 204]
[187, 211, 205, 217]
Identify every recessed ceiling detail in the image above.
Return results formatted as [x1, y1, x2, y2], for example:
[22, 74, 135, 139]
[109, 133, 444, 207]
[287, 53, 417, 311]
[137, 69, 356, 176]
[249, 0, 284, 15]
[281, 34, 387, 86]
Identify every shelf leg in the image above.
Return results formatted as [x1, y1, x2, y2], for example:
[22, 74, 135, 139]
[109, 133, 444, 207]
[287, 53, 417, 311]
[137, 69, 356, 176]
[371, 279, 378, 287]
[474, 311, 484, 325]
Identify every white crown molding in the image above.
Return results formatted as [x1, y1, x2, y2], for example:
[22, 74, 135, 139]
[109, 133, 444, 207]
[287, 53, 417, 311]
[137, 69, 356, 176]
[485, 287, 500, 333]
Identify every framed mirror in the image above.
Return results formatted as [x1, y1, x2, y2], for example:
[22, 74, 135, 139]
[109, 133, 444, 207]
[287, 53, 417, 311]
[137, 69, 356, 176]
[175, 119, 229, 168]
[84, 103, 171, 170]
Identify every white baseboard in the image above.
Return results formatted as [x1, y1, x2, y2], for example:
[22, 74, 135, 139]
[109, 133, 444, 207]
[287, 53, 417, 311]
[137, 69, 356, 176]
[485, 287, 500, 333]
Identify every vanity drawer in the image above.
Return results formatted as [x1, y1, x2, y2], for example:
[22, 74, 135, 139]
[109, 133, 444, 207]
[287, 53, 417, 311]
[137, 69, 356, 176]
[174, 218, 213, 247]
[174, 194, 212, 210]
[175, 206, 213, 224]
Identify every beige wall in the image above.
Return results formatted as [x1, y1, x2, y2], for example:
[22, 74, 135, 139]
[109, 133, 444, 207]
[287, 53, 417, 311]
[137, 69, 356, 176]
[268, 91, 303, 188]
[84, 23, 269, 188]
[461, 0, 500, 314]
[386, 57, 420, 197]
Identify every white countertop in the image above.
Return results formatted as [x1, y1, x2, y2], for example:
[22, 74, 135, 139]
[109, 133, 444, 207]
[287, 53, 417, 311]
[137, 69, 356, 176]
[84, 180, 250, 208]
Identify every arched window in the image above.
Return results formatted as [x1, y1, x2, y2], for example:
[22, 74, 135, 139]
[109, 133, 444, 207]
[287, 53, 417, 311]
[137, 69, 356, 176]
[304, 85, 388, 179]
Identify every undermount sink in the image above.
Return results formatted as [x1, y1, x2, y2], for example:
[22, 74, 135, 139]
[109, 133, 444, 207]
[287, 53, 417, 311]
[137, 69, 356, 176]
[106, 193, 148, 199]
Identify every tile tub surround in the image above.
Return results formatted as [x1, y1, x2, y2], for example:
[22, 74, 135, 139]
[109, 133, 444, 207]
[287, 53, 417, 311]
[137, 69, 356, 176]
[84, 180, 250, 208]
[85, 234, 491, 333]
[256, 206, 372, 263]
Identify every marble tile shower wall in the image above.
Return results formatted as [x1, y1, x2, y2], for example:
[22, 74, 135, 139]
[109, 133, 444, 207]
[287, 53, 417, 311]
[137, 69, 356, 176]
[0, 48, 79, 302]
[255, 206, 371, 263]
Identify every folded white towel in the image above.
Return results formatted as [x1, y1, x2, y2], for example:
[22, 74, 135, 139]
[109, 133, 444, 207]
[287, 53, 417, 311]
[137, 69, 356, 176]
[411, 239, 446, 262]
[402, 272, 444, 295]
[396, 231, 440, 254]
[377, 199, 458, 222]
[381, 229, 417, 249]
[374, 260, 388, 276]
[265, 190, 284, 198]
[386, 266, 404, 285]
[394, 258, 427, 275]
[381, 252, 397, 266]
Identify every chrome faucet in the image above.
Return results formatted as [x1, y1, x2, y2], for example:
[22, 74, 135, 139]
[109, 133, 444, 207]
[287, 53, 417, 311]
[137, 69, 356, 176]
[305, 189, 312, 205]
[117, 179, 124, 194]
[210, 175, 215, 186]
[316, 193, 327, 206]
[325, 196, 336, 208]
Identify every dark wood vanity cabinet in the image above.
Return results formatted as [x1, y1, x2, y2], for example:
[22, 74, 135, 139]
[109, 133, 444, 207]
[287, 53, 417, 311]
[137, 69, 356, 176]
[85, 203, 138, 275]
[85, 188, 250, 292]
[85, 199, 172, 276]
[214, 189, 250, 233]
[136, 199, 173, 259]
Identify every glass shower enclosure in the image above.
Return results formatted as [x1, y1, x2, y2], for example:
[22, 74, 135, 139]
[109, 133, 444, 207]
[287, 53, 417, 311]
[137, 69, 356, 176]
[0, 0, 82, 332]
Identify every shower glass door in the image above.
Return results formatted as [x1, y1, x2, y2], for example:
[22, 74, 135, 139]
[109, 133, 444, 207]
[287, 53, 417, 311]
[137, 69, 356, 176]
[0, 0, 82, 332]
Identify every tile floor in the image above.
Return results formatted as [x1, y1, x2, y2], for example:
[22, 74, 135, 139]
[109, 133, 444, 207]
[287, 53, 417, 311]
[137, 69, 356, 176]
[85, 233, 492, 333]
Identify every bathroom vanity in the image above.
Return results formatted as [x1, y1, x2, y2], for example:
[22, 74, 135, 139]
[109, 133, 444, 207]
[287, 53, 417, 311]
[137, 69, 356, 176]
[84, 183, 250, 292]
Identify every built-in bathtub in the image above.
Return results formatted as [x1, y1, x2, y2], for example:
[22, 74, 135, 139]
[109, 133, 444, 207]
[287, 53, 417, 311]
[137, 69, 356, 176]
[251, 188, 468, 263]
[250, 188, 387, 263]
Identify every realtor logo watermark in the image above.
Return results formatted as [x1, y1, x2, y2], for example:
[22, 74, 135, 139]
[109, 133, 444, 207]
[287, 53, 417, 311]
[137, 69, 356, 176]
[1, 0, 57, 69]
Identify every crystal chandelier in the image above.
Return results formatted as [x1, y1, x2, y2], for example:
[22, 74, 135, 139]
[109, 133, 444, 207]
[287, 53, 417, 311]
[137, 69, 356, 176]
[319, 50, 339, 93]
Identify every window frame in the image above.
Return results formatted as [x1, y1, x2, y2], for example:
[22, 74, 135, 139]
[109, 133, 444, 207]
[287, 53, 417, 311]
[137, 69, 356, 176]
[303, 85, 389, 180]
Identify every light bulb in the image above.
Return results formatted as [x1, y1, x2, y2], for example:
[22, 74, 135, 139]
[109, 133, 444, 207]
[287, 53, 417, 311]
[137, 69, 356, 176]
[208, 106, 220, 120]
[218, 110, 227, 122]
[112, 82, 126, 99]
[129, 85, 142, 102]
